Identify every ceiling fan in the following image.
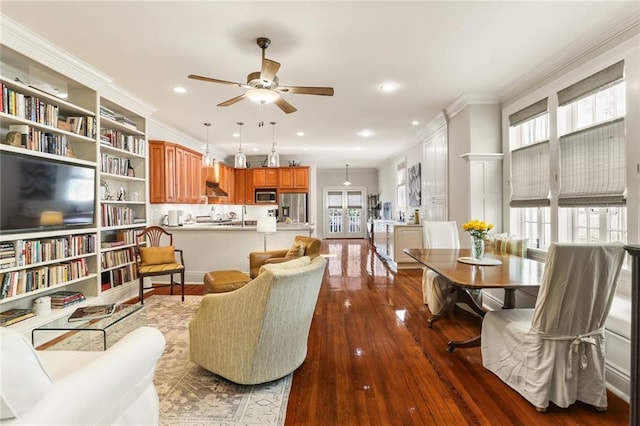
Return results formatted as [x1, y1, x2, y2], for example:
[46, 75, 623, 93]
[188, 37, 334, 114]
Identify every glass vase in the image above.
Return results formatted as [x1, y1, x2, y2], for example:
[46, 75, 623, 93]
[471, 236, 485, 261]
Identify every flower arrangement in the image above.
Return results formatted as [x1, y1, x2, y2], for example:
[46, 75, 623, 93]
[462, 219, 494, 239]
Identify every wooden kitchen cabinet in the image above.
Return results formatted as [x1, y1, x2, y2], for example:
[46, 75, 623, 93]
[234, 169, 247, 204]
[253, 168, 278, 187]
[279, 166, 309, 192]
[149, 140, 202, 204]
[208, 163, 235, 205]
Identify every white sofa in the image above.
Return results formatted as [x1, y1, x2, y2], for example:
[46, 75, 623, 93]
[0, 326, 165, 425]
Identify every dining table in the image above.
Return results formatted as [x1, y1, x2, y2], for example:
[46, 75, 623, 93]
[404, 248, 545, 352]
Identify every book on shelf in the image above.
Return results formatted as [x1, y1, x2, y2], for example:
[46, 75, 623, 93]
[48, 290, 86, 308]
[101, 241, 126, 249]
[0, 308, 35, 326]
[68, 303, 116, 322]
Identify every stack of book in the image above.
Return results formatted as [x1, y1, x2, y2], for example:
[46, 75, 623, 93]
[0, 242, 15, 269]
[0, 308, 35, 326]
[48, 290, 85, 308]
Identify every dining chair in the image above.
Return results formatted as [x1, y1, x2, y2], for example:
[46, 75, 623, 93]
[481, 243, 625, 412]
[422, 221, 460, 314]
[135, 226, 185, 304]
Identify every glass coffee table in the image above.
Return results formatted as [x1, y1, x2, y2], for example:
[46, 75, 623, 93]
[32, 303, 143, 350]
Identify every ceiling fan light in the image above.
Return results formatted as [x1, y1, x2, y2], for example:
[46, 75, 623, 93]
[246, 88, 280, 104]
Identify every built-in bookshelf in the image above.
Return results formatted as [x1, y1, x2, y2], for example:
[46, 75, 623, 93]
[0, 44, 149, 331]
[97, 99, 147, 294]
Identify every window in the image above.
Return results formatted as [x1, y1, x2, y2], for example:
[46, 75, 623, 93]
[567, 207, 627, 244]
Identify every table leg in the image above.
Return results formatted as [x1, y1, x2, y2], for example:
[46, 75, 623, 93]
[428, 286, 457, 328]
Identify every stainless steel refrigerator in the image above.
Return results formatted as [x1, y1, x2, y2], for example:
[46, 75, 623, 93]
[279, 193, 307, 223]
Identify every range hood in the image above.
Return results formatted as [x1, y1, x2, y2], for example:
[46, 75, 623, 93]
[205, 180, 228, 197]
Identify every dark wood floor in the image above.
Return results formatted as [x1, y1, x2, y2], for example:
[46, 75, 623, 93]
[149, 239, 629, 425]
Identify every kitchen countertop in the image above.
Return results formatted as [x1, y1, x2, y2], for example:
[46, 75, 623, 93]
[164, 223, 314, 232]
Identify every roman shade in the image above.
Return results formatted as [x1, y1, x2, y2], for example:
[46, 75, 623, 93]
[557, 61, 624, 106]
[558, 118, 625, 206]
[508, 97, 548, 127]
[510, 140, 550, 207]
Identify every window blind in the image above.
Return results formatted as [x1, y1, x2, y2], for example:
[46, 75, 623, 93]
[558, 118, 625, 206]
[508, 98, 548, 127]
[557, 61, 624, 106]
[510, 140, 550, 207]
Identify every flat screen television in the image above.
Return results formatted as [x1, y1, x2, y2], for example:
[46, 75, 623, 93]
[0, 150, 96, 234]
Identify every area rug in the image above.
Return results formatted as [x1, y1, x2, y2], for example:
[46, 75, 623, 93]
[47, 295, 292, 425]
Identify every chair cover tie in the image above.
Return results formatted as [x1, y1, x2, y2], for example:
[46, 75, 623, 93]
[527, 328, 605, 379]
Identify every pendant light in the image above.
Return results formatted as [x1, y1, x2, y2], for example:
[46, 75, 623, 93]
[267, 121, 280, 167]
[202, 122, 214, 167]
[234, 122, 247, 168]
[343, 164, 352, 186]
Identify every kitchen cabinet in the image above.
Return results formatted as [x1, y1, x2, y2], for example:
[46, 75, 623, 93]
[207, 163, 235, 205]
[279, 166, 309, 192]
[234, 169, 247, 204]
[149, 140, 202, 204]
[252, 168, 278, 187]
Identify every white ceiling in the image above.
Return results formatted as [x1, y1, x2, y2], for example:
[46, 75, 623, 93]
[2, 1, 639, 168]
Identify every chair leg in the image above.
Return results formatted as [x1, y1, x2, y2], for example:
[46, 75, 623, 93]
[535, 406, 547, 413]
[139, 276, 144, 305]
[180, 270, 185, 302]
[170, 273, 174, 295]
[594, 405, 607, 412]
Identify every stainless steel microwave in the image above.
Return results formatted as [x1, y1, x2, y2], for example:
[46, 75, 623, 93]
[255, 190, 277, 203]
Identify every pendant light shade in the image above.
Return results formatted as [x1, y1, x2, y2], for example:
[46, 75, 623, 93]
[267, 121, 280, 167]
[202, 122, 214, 167]
[234, 122, 247, 168]
[343, 164, 352, 186]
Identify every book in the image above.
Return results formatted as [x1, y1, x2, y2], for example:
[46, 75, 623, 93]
[0, 308, 35, 326]
[68, 303, 116, 322]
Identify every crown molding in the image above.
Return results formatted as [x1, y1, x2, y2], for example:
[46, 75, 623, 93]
[499, 12, 640, 105]
[1, 14, 112, 89]
[147, 116, 226, 160]
[445, 93, 500, 120]
[100, 85, 156, 118]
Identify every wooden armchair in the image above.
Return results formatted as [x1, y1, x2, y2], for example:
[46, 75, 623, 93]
[135, 226, 185, 304]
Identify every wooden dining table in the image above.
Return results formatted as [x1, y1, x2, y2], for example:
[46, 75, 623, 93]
[404, 248, 545, 352]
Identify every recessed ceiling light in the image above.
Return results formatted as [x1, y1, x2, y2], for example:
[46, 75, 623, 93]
[412, 120, 420, 126]
[358, 129, 375, 138]
[303, 147, 310, 151]
[172, 86, 186, 94]
[379, 82, 398, 92]
[233, 132, 240, 138]
[252, 147, 259, 152]
[297, 132, 305, 137]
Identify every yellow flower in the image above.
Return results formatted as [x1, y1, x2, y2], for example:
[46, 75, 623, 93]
[462, 219, 493, 238]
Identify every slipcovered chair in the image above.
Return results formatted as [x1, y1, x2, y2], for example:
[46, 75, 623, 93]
[0, 326, 165, 425]
[248, 235, 321, 278]
[422, 221, 459, 314]
[481, 243, 625, 412]
[135, 226, 185, 304]
[190, 255, 327, 385]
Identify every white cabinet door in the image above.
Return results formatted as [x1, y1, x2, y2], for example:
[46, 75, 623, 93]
[423, 126, 448, 221]
[393, 226, 423, 265]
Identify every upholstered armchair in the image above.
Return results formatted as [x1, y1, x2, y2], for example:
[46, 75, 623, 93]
[481, 243, 625, 411]
[248, 235, 321, 278]
[189, 255, 327, 385]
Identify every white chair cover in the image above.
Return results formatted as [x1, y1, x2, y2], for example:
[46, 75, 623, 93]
[421, 221, 459, 312]
[481, 243, 625, 410]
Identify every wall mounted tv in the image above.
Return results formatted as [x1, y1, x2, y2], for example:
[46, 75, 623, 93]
[0, 150, 96, 234]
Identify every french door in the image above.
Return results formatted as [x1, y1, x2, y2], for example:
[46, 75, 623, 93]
[324, 188, 366, 238]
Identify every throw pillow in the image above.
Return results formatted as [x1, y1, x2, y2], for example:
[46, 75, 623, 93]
[259, 256, 311, 275]
[139, 246, 176, 265]
[504, 238, 528, 257]
[285, 239, 306, 259]
[0, 327, 54, 419]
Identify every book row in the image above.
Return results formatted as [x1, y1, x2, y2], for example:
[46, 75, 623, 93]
[8, 124, 73, 157]
[100, 153, 135, 177]
[101, 205, 137, 227]
[101, 264, 137, 291]
[0, 257, 90, 299]
[1, 83, 60, 128]
[5, 235, 97, 267]
[101, 247, 135, 269]
[100, 129, 145, 155]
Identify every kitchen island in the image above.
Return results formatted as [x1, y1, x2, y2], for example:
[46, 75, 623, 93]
[160, 223, 314, 284]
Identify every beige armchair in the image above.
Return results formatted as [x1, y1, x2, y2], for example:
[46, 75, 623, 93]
[249, 235, 321, 278]
[189, 255, 327, 385]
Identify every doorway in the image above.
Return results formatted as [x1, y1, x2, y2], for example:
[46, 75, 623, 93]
[323, 188, 366, 238]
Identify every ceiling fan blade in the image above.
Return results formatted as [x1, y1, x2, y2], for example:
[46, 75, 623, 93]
[277, 86, 334, 96]
[260, 59, 281, 83]
[217, 94, 247, 107]
[274, 97, 297, 114]
[188, 74, 245, 88]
